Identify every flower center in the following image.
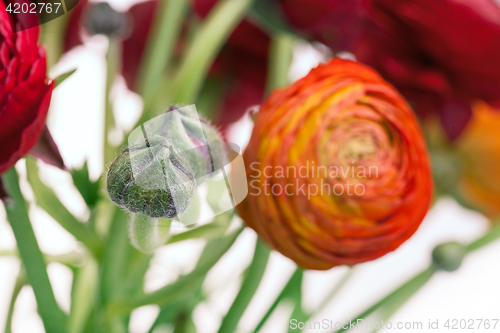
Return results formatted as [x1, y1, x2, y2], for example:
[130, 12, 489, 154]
[340, 136, 377, 163]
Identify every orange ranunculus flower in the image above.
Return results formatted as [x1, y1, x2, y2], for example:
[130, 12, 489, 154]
[456, 102, 500, 219]
[237, 58, 433, 270]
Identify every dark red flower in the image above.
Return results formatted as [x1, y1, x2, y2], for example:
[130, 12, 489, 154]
[64, 0, 270, 129]
[353, 0, 500, 140]
[0, 2, 54, 175]
[63, 0, 89, 52]
[279, 0, 370, 52]
[192, 0, 269, 129]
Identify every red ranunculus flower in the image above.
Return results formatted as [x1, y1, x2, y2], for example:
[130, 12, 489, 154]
[238, 58, 432, 270]
[0, 2, 54, 175]
[354, 0, 500, 140]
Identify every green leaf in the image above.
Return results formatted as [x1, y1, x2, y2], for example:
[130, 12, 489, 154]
[108, 227, 244, 313]
[54, 68, 77, 88]
[71, 161, 101, 209]
[218, 239, 271, 333]
[2, 168, 68, 333]
[26, 159, 102, 256]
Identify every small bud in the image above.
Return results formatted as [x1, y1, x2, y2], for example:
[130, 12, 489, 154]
[86, 2, 128, 37]
[143, 105, 225, 181]
[432, 242, 466, 272]
[106, 136, 195, 218]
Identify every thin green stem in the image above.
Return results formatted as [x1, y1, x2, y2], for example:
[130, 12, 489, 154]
[334, 267, 436, 333]
[308, 268, 355, 319]
[4, 269, 25, 333]
[332, 222, 500, 333]
[218, 239, 271, 333]
[465, 221, 500, 253]
[2, 168, 67, 333]
[107, 227, 243, 314]
[138, 0, 189, 102]
[266, 33, 295, 95]
[26, 159, 102, 256]
[253, 268, 303, 332]
[103, 39, 121, 165]
[151, 0, 255, 111]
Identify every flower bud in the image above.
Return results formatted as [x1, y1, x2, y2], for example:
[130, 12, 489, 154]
[86, 2, 128, 37]
[128, 214, 168, 254]
[106, 136, 195, 218]
[432, 242, 466, 272]
[140, 105, 225, 181]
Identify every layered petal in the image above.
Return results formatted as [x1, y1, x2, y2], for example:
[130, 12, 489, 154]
[238, 58, 433, 270]
[0, 3, 54, 174]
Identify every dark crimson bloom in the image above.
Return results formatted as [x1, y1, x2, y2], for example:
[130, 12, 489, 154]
[353, 0, 500, 140]
[192, 0, 269, 129]
[64, 0, 270, 130]
[279, 0, 370, 52]
[0, 2, 54, 175]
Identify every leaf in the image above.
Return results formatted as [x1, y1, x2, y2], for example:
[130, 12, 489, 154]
[249, 0, 296, 36]
[108, 227, 244, 313]
[71, 162, 101, 209]
[26, 159, 102, 256]
[54, 68, 77, 88]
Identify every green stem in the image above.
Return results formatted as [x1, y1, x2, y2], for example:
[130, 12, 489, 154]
[2, 168, 67, 333]
[333, 222, 500, 333]
[253, 269, 303, 332]
[99, 207, 131, 332]
[266, 33, 295, 95]
[100, 207, 130, 304]
[103, 39, 121, 165]
[308, 268, 355, 319]
[4, 270, 25, 333]
[26, 159, 102, 256]
[138, 0, 189, 102]
[68, 258, 99, 333]
[465, 221, 500, 253]
[154, 0, 255, 109]
[218, 239, 271, 333]
[108, 227, 243, 314]
[334, 267, 436, 333]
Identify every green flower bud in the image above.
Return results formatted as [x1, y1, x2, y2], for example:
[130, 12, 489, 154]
[86, 2, 128, 37]
[432, 242, 466, 272]
[128, 214, 171, 253]
[106, 136, 195, 218]
[141, 105, 225, 182]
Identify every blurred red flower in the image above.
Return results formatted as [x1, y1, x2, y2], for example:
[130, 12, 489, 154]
[353, 0, 500, 140]
[0, 2, 54, 175]
[192, 0, 269, 129]
[279, 0, 370, 52]
[64, 0, 270, 129]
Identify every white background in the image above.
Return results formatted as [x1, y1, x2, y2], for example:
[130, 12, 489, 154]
[1, 0, 500, 332]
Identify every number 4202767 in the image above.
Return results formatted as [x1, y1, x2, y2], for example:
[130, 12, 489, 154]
[6, 2, 62, 14]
